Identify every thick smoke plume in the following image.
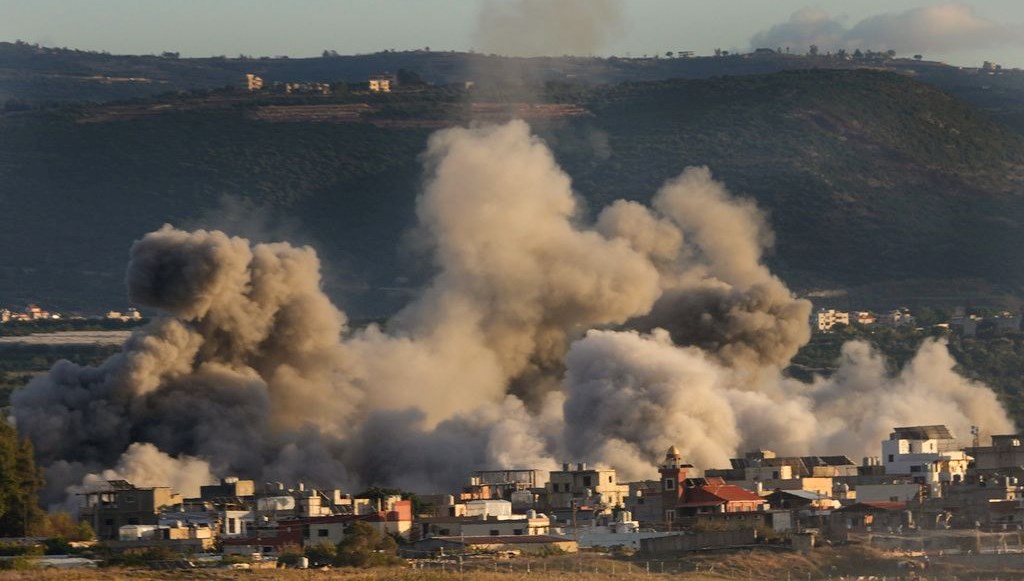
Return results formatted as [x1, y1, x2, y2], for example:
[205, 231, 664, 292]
[752, 4, 1022, 55]
[11, 120, 1015, 506]
[474, 0, 625, 57]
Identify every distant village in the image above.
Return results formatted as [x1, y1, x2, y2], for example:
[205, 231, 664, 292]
[814, 306, 1022, 337]
[72, 424, 1024, 562]
[0, 304, 142, 324]
[242, 70, 414, 96]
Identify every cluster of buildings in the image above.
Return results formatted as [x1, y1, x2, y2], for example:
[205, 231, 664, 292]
[950, 308, 1021, 337]
[814, 307, 916, 332]
[0, 305, 142, 323]
[244, 73, 396, 94]
[815, 306, 1024, 335]
[1, 303, 62, 322]
[81, 478, 412, 556]
[85, 424, 1024, 558]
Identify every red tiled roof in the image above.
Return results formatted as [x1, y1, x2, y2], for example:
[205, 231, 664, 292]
[702, 483, 764, 502]
[677, 483, 763, 506]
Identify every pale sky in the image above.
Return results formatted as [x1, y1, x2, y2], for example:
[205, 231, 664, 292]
[3, 1, 1024, 67]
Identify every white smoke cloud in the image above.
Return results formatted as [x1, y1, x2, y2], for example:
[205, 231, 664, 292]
[474, 0, 625, 57]
[562, 331, 1015, 481]
[752, 4, 1022, 55]
[11, 120, 1015, 507]
[75, 443, 215, 499]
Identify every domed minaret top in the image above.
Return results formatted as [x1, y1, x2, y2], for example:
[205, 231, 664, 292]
[663, 445, 683, 468]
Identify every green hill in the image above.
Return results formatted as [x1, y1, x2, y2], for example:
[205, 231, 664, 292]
[1, 69, 1023, 315]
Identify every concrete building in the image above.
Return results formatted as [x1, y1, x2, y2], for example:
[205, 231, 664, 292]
[223, 498, 412, 554]
[967, 434, 1024, 474]
[220, 509, 254, 538]
[855, 483, 923, 504]
[199, 477, 255, 500]
[828, 502, 911, 540]
[815, 308, 849, 331]
[545, 463, 628, 513]
[882, 425, 970, 496]
[79, 480, 183, 540]
[924, 475, 1021, 529]
[115, 521, 215, 551]
[764, 489, 838, 511]
[707, 450, 858, 480]
[624, 480, 662, 525]
[460, 469, 542, 502]
[245, 73, 264, 91]
[573, 511, 675, 549]
[417, 513, 550, 539]
[369, 74, 393, 92]
[878, 308, 916, 328]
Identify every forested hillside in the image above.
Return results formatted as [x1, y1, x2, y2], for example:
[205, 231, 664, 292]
[1, 69, 1023, 315]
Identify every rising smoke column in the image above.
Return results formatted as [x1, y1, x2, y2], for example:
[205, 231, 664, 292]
[599, 167, 813, 373]
[474, 0, 625, 58]
[351, 121, 663, 417]
[10, 120, 1017, 504]
[13, 227, 361, 504]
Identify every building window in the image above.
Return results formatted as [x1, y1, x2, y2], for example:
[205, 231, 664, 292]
[664, 511, 675, 522]
[910, 465, 922, 473]
[489, 530, 500, 536]
[262, 547, 273, 553]
[318, 529, 329, 537]
[888, 455, 894, 462]
[608, 476, 613, 483]
[513, 529, 524, 535]
[890, 496, 899, 502]
[228, 519, 237, 534]
[583, 476, 592, 487]
[664, 479, 675, 490]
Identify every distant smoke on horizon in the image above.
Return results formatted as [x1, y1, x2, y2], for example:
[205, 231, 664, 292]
[10, 120, 1015, 509]
[473, 0, 625, 58]
[751, 4, 1023, 56]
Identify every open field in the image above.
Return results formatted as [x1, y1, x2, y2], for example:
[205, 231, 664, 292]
[7, 546, 1024, 581]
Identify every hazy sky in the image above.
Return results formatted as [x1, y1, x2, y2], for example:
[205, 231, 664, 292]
[3, 0, 1024, 67]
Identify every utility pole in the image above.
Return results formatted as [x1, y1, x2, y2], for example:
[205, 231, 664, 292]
[572, 498, 583, 573]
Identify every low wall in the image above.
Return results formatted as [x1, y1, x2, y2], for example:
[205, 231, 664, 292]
[639, 529, 757, 554]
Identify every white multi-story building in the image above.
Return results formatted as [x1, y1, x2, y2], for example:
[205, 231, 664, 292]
[815, 309, 850, 331]
[882, 425, 969, 497]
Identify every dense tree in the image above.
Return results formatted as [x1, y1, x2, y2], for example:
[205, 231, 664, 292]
[335, 521, 401, 567]
[0, 420, 43, 536]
